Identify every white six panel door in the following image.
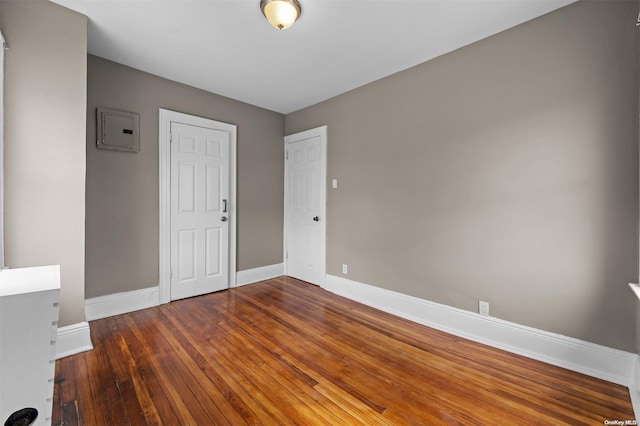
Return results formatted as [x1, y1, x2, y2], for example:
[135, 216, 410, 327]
[286, 134, 323, 284]
[170, 122, 230, 300]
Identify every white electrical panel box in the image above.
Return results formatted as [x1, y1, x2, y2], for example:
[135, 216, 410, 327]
[96, 107, 140, 153]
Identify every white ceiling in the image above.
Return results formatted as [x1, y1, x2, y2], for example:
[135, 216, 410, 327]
[51, 0, 576, 114]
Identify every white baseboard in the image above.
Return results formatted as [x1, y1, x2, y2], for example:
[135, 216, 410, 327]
[85, 265, 284, 321]
[324, 274, 638, 387]
[56, 322, 93, 359]
[630, 358, 640, 420]
[236, 263, 284, 287]
[85, 286, 160, 321]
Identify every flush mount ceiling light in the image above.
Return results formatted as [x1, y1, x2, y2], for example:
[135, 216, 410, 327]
[260, 0, 301, 30]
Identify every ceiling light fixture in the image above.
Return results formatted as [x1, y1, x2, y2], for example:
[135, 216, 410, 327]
[260, 0, 301, 30]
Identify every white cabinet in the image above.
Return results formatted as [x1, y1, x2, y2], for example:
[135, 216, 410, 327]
[0, 265, 61, 426]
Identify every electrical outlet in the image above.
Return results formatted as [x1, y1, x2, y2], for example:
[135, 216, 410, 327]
[479, 300, 490, 316]
[342, 264, 348, 275]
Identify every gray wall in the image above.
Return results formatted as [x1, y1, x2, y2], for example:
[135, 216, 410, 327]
[286, 0, 639, 352]
[2, 0, 87, 327]
[86, 56, 284, 299]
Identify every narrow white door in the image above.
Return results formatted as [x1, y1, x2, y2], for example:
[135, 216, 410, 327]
[284, 126, 327, 286]
[171, 121, 230, 300]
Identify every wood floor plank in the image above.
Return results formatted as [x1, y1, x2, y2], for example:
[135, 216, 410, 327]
[121, 313, 206, 425]
[160, 303, 285, 425]
[99, 317, 148, 425]
[84, 319, 130, 425]
[113, 315, 184, 425]
[53, 276, 635, 425]
[235, 284, 550, 425]
[184, 295, 389, 425]
[259, 285, 604, 423]
[233, 290, 483, 423]
[217, 319, 357, 426]
[52, 357, 74, 426]
[151, 306, 270, 425]
[68, 355, 99, 426]
[60, 400, 79, 426]
[112, 325, 163, 425]
[280, 277, 635, 418]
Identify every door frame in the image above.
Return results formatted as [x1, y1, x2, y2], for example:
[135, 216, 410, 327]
[159, 109, 237, 304]
[283, 125, 327, 287]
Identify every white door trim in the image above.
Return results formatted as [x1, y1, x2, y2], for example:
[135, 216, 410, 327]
[159, 109, 237, 304]
[283, 125, 327, 287]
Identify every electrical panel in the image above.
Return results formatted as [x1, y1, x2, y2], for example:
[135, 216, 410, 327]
[96, 107, 140, 153]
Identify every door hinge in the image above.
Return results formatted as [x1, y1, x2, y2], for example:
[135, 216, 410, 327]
[286, 151, 289, 160]
[169, 132, 173, 143]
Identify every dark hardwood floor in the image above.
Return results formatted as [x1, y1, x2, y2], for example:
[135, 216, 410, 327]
[53, 276, 634, 425]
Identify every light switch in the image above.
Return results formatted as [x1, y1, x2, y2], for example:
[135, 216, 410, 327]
[332, 179, 338, 189]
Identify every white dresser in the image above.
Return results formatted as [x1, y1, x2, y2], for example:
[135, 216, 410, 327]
[0, 265, 61, 426]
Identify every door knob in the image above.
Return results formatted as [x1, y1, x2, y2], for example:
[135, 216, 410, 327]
[221, 217, 228, 222]
[313, 216, 320, 222]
